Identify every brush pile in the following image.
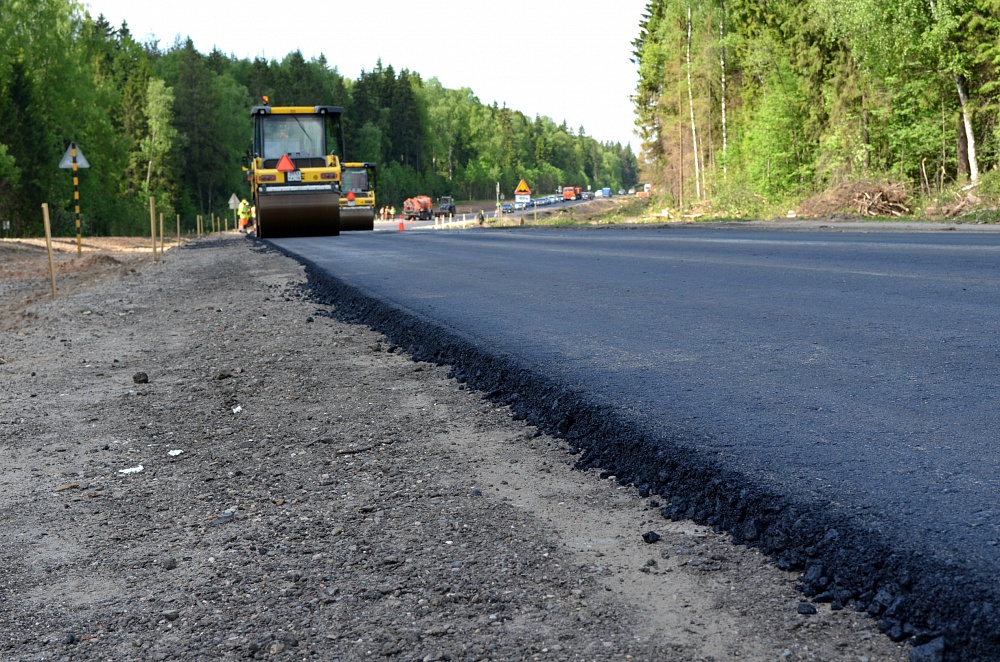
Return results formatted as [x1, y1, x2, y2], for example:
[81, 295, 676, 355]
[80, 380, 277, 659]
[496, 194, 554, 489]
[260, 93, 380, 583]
[797, 180, 910, 218]
[923, 191, 982, 218]
[852, 182, 910, 216]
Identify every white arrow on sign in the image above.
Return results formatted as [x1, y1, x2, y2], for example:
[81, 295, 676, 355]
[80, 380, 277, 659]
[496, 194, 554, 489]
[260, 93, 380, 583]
[228, 193, 241, 210]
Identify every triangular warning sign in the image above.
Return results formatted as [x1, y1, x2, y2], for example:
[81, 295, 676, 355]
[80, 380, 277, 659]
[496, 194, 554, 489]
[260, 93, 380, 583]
[514, 179, 531, 195]
[59, 142, 90, 169]
[276, 154, 296, 172]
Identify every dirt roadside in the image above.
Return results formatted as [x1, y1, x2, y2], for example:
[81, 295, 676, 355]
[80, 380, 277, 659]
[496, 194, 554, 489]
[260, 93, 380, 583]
[0, 233, 907, 661]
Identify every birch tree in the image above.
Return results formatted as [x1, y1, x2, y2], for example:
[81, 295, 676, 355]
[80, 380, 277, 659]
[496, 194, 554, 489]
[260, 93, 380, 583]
[719, 16, 727, 180]
[686, 6, 702, 199]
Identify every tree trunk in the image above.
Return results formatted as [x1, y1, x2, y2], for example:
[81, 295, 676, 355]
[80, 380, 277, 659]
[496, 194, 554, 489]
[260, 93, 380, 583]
[957, 113, 970, 179]
[862, 107, 870, 172]
[678, 32, 684, 210]
[955, 74, 978, 183]
[686, 7, 701, 199]
[941, 96, 947, 191]
[719, 19, 727, 181]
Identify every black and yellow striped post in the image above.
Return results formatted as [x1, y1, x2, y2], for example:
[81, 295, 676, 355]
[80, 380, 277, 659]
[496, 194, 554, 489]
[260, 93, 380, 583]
[58, 142, 90, 256]
[71, 145, 81, 254]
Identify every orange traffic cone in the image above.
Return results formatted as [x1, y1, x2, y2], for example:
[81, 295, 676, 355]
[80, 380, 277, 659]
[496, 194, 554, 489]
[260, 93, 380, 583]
[398, 221, 405, 231]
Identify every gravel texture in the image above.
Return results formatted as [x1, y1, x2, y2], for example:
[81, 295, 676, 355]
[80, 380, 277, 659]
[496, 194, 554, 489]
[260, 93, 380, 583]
[0, 234, 909, 661]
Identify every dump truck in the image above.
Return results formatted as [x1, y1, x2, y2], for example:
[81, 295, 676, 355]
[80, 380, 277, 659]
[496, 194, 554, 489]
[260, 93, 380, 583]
[246, 103, 345, 238]
[562, 186, 582, 201]
[435, 195, 456, 219]
[340, 162, 377, 231]
[403, 195, 434, 221]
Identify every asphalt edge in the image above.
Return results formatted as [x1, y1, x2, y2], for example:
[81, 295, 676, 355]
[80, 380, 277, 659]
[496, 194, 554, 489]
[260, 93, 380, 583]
[265, 239, 1000, 662]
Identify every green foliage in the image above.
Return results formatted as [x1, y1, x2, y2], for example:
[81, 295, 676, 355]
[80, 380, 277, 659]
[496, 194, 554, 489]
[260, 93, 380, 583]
[974, 168, 1000, 199]
[737, 54, 811, 196]
[634, 0, 1000, 211]
[0, 2, 638, 235]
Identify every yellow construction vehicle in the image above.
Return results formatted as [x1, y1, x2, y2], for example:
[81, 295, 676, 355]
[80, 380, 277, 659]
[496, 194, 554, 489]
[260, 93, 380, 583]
[339, 162, 377, 231]
[247, 103, 344, 237]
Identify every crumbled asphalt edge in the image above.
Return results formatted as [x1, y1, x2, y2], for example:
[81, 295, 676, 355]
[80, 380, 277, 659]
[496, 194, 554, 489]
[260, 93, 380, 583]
[257, 237, 999, 662]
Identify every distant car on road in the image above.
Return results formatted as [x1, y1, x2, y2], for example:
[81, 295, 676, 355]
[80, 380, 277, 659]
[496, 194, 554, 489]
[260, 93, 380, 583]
[501, 203, 513, 214]
[514, 201, 527, 210]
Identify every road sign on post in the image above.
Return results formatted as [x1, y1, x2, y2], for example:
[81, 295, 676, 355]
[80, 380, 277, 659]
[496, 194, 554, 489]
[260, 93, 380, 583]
[59, 142, 90, 255]
[229, 193, 241, 231]
[514, 179, 531, 205]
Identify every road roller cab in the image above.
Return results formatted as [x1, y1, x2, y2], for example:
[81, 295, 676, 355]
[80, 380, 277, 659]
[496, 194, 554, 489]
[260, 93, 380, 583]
[340, 162, 377, 231]
[248, 104, 344, 237]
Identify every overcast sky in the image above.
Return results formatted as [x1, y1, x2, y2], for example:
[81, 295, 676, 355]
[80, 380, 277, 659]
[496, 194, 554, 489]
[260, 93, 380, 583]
[82, 0, 647, 151]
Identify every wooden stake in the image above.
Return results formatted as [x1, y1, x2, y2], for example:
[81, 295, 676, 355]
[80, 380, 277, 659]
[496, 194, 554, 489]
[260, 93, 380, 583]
[41, 203, 57, 297]
[176, 214, 181, 245]
[149, 197, 157, 261]
[159, 212, 165, 254]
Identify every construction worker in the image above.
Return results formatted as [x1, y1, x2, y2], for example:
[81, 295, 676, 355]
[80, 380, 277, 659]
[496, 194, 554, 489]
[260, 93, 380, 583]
[237, 199, 250, 232]
[390, 205, 396, 219]
[249, 205, 257, 234]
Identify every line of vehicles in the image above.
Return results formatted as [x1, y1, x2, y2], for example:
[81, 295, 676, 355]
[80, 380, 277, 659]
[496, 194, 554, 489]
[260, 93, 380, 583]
[513, 187, 612, 211]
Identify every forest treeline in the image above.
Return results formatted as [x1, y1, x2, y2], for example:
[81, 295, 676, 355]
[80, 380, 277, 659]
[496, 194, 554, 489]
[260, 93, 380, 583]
[0, 0, 638, 237]
[633, 0, 1000, 214]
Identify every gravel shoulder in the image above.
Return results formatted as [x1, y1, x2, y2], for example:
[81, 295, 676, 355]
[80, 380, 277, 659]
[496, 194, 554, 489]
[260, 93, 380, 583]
[0, 234, 906, 661]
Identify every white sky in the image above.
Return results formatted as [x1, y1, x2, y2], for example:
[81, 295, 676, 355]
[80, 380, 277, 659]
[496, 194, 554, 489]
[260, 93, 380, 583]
[82, 0, 647, 151]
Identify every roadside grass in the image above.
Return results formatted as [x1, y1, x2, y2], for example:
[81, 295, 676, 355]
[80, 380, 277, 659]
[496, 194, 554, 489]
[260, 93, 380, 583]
[485, 175, 1000, 229]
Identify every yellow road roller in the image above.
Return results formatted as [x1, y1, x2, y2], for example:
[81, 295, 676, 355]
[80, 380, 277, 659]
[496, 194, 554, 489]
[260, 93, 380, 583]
[340, 162, 377, 231]
[248, 104, 344, 238]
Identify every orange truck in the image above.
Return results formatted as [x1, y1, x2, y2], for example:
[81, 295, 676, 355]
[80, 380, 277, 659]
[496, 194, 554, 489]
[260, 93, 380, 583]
[562, 186, 582, 201]
[403, 195, 434, 220]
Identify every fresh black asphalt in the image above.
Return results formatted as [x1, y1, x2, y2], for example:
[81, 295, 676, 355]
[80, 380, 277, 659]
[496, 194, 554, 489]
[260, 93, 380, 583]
[271, 226, 1000, 660]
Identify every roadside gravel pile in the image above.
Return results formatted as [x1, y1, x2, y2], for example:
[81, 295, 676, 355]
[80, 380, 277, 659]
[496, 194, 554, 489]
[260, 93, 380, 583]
[0, 234, 906, 661]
